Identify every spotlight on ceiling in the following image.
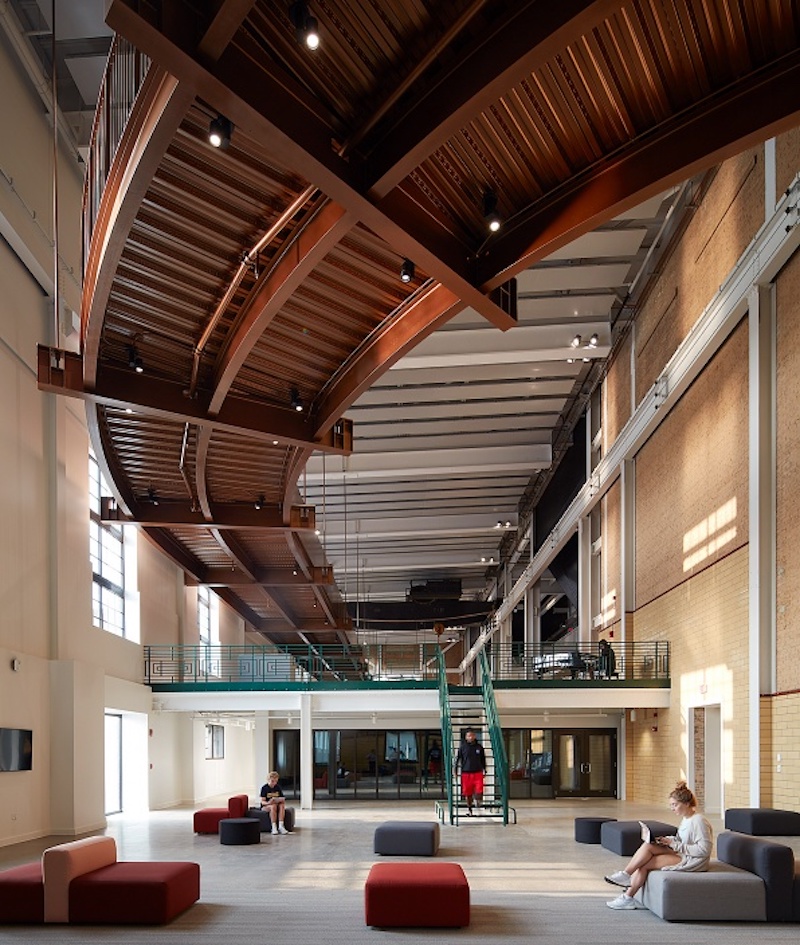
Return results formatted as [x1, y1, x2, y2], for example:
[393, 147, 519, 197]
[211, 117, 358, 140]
[570, 334, 581, 348]
[483, 189, 502, 232]
[127, 344, 144, 373]
[147, 486, 159, 506]
[400, 258, 415, 283]
[208, 115, 233, 149]
[255, 494, 266, 510]
[589, 333, 599, 347]
[290, 387, 304, 412]
[289, 1, 320, 49]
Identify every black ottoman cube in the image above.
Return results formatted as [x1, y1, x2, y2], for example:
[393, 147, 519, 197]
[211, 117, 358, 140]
[374, 821, 440, 856]
[575, 816, 617, 843]
[219, 817, 261, 845]
[724, 808, 800, 835]
[600, 820, 677, 856]
[247, 807, 296, 832]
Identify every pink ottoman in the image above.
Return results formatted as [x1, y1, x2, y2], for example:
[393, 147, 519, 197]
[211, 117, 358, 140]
[365, 861, 469, 927]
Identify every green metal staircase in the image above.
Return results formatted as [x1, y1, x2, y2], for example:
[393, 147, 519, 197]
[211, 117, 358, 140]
[435, 648, 515, 825]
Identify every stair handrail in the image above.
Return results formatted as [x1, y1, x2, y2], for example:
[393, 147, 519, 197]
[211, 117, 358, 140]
[478, 648, 509, 825]
[436, 646, 454, 825]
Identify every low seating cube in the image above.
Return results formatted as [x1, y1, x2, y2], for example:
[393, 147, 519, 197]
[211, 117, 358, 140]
[69, 861, 200, 925]
[725, 808, 800, 836]
[247, 806, 296, 832]
[219, 818, 261, 845]
[574, 816, 616, 844]
[374, 821, 440, 856]
[365, 862, 469, 927]
[637, 860, 767, 921]
[193, 794, 249, 834]
[0, 862, 45, 923]
[600, 820, 676, 857]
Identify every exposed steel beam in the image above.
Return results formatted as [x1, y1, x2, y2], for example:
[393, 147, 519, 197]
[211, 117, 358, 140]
[37, 346, 353, 455]
[187, 566, 335, 587]
[102, 499, 315, 530]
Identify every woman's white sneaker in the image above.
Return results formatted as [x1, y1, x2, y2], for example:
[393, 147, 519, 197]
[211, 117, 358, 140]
[606, 894, 643, 910]
[604, 870, 631, 888]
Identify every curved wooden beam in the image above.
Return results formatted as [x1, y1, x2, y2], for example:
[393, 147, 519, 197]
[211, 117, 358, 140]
[477, 48, 800, 289]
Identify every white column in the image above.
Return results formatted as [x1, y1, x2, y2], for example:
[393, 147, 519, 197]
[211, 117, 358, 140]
[299, 693, 314, 810]
[620, 459, 635, 645]
[577, 516, 592, 645]
[253, 711, 271, 790]
[524, 582, 540, 648]
[748, 284, 777, 805]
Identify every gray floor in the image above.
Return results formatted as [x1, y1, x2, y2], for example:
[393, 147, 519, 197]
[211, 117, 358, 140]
[1, 798, 799, 943]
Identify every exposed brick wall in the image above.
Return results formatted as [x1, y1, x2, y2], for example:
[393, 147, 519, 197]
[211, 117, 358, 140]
[629, 547, 750, 807]
[775, 127, 800, 203]
[634, 148, 764, 404]
[600, 480, 621, 631]
[604, 328, 633, 448]
[775, 249, 800, 694]
[634, 321, 749, 609]
[763, 694, 800, 811]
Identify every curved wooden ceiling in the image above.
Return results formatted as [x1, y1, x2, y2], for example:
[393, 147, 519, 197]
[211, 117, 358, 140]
[41, 0, 800, 642]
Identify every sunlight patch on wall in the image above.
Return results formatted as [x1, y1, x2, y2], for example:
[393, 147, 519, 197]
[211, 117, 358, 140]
[683, 498, 737, 572]
[679, 664, 735, 786]
[601, 588, 617, 624]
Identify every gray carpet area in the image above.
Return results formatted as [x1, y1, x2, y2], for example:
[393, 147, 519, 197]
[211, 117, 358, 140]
[1, 800, 799, 943]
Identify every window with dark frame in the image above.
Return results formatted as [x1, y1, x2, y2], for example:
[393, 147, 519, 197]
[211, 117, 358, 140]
[89, 453, 125, 637]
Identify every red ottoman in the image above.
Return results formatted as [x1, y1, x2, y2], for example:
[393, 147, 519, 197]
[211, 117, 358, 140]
[69, 861, 200, 924]
[365, 862, 469, 927]
[0, 862, 45, 923]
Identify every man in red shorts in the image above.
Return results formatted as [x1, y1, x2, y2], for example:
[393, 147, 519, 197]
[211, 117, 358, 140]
[456, 728, 486, 815]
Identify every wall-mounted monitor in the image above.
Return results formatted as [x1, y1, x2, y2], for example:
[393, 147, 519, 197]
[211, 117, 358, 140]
[0, 728, 33, 771]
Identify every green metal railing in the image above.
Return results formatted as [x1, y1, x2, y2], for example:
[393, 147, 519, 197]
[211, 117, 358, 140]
[143, 640, 669, 688]
[478, 649, 510, 825]
[436, 647, 455, 825]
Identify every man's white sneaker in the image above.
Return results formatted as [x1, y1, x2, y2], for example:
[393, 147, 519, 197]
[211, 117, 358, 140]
[278, 824, 288, 834]
[606, 894, 643, 910]
[604, 870, 631, 888]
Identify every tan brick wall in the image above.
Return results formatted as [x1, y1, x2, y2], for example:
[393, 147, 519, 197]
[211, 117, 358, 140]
[600, 480, 621, 631]
[628, 547, 750, 807]
[775, 127, 800, 203]
[635, 148, 764, 404]
[775, 249, 800, 693]
[634, 321, 749, 608]
[762, 694, 800, 812]
[604, 328, 632, 448]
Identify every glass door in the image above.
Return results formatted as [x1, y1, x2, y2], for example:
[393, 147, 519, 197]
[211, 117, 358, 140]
[554, 729, 616, 797]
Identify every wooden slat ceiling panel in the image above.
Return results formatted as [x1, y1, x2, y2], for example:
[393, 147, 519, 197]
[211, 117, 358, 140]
[104, 413, 189, 500]
[170, 529, 235, 565]
[204, 434, 288, 505]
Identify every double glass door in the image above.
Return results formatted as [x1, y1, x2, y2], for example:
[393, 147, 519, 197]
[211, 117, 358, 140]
[555, 729, 616, 796]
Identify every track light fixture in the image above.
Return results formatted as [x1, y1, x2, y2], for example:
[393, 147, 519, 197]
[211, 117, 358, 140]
[290, 387, 304, 412]
[147, 486, 159, 506]
[570, 334, 581, 348]
[208, 115, 233, 149]
[400, 258, 415, 283]
[589, 333, 599, 347]
[289, 2, 320, 49]
[127, 344, 144, 373]
[483, 189, 502, 232]
[255, 494, 266, 510]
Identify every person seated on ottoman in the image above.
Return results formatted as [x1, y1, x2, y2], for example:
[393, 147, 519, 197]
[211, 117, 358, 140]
[260, 771, 289, 835]
[604, 780, 713, 910]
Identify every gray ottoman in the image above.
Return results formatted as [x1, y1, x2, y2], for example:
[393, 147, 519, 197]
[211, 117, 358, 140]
[247, 806, 296, 832]
[600, 819, 677, 856]
[374, 821, 440, 856]
[724, 808, 800, 835]
[219, 817, 261, 845]
[575, 816, 616, 843]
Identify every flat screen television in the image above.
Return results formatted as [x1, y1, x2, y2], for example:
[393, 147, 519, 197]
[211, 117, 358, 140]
[0, 728, 33, 771]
